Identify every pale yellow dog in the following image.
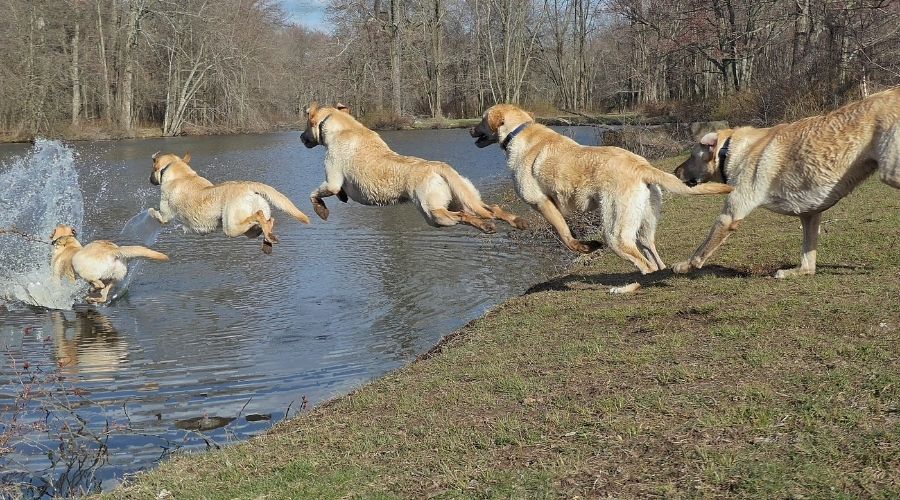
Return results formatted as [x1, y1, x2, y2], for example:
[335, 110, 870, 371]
[149, 152, 310, 253]
[300, 103, 525, 233]
[673, 87, 900, 278]
[50, 224, 168, 303]
[471, 104, 733, 277]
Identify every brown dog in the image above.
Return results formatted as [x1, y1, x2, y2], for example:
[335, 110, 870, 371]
[300, 103, 525, 233]
[471, 104, 733, 276]
[673, 87, 900, 278]
[149, 152, 310, 254]
[50, 224, 168, 304]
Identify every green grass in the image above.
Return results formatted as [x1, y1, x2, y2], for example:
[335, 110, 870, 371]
[112, 158, 899, 498]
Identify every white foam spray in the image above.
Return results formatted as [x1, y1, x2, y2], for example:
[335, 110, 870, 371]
[0, 140, 86, 309]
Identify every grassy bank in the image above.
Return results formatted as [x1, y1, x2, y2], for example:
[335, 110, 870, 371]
[1, 111, 671, 143]
[406, 112, 669, 130]
[113, 157, 898, 498]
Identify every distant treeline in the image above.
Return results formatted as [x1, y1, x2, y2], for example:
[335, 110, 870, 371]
[1, 0, 898, 140]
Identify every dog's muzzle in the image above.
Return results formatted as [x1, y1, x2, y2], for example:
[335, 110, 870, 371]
[469, 127, 497, 149]
[150, 171, 160, 186]
[300, 131, 317, 148]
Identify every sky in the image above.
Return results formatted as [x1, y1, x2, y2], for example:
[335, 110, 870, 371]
[277, 0, 331, 31]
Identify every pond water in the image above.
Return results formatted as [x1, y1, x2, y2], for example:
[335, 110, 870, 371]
[0, 126, 599, 496]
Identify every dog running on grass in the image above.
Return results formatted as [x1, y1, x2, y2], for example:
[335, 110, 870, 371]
[471, 104, 733, 280]
[672, 87, 900, 278]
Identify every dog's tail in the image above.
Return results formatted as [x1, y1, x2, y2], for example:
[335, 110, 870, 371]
[116, 246, 169, 262]
[642, 166, 733, 195]
[247, 183, 311, 224]
[434, 164, 495, 217]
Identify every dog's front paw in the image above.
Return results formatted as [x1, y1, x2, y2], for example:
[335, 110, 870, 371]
[775, 267, 813, 279]
[672, 261, 694, 274]
[311, 199, 329, 221]
[148, 208, 162, 221]
[511, 217, 528, 230]
[569, 239, 602, 254]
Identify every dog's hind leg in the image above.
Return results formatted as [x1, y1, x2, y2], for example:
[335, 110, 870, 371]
[600, 190, 657, 274]
[636, 186, 665, 271]
[239, 210, 278, 254]
[488, 204, 528, 229]
[775, 212, 821, 279]
[418, 175, 496, 233]
[610, 239, 656, 275]
[877, 125, 900, 188]
[86, 280, 112, 304]
[430, 208, 496, 233]
[608, 231, 657, 275]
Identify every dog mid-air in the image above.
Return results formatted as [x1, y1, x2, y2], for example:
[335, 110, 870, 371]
[471, 104, 733, 275]
[50, 224, 169, 304]
[300, 103, 526, 233]
[148, 152, 310, 253]
[673, 87, 900, 278]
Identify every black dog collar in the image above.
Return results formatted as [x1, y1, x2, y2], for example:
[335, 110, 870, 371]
[318, 114, 333, 146]
[501, 123, 530, 150]
[717, 137, 732, 184]
[158, 163, 172, 183]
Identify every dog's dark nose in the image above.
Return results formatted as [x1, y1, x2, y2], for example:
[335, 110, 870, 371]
[300, 131, 316, 148]
[149, 172, 159, 185]
[686, 179, 698, 187]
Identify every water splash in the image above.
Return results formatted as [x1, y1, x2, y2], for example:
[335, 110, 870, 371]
[0, 140, 86, 309]
[108, 209, 165, 301]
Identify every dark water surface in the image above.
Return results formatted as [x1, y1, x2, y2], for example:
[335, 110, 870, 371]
[0, 127, 597, 494]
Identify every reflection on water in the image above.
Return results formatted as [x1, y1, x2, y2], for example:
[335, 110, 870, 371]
[50, 309, 126, 380]
[0, 128, 591, 494]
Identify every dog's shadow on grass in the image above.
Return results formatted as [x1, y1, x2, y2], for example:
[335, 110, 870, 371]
[524, 265, 748, 294]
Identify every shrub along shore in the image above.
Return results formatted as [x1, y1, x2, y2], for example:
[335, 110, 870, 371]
[111, 157, 899, 498]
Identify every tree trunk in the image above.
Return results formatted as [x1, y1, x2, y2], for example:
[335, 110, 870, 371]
[97, 0, 113, 125]
[70, 17, 81, 127]
[389, 0, 403, 116]
[432, 0, 443, 118]
[119, 0, 142, 133]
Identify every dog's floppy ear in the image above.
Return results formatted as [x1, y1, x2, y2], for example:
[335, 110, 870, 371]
[182, 152, 192, 163]
[335, 103, 350, 115]
[700, 132, 718, 149]
[487, 107, 504, 132]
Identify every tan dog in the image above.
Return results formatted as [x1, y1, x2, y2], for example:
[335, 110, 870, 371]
[50, 224, 168, 304]
[673, 87, 900, 278]
[471, 104, 733, 276]
[300, 103, 525, 233]
[149, 152, 310, 253]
